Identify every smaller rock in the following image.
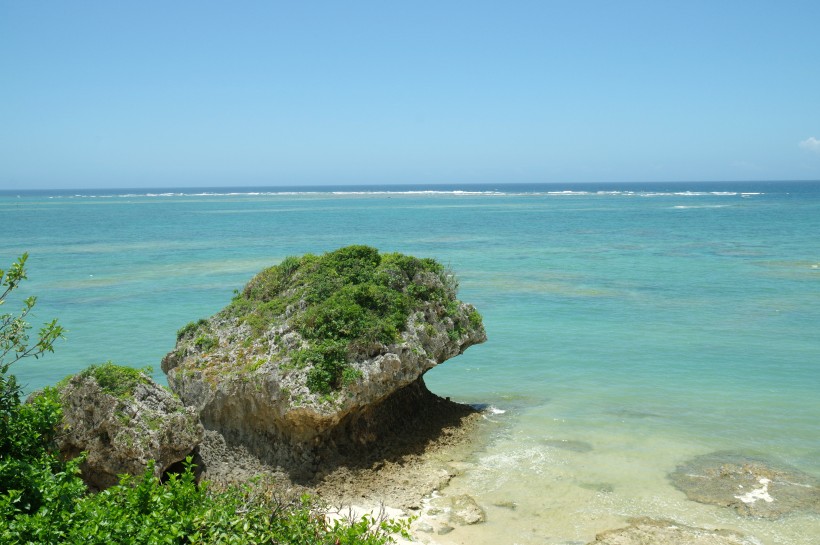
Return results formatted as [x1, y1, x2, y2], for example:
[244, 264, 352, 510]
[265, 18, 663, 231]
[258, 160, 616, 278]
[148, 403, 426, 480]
[430, 494, 486, 526]
[450, 494, 486, 525]
[415, 522, 434, 534]
[53, 365, 204, 490]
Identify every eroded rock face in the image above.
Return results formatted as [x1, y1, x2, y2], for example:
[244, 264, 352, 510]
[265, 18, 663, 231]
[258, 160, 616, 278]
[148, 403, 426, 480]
[669, 451, 820, 519]
[161, 247, 486, 476]
[587, 518, 756, 545]
[55, 373, 204, 490]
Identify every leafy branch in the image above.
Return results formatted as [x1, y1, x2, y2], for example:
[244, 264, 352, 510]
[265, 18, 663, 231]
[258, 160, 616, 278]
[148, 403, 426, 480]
[1, 253, 65, 374]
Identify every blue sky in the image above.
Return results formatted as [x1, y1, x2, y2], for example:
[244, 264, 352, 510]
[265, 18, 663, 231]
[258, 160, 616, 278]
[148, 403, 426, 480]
[2, 1, 819, 189]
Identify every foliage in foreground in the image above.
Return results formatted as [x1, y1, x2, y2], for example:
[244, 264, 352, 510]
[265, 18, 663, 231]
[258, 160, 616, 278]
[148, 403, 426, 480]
[1, 254, 405, 544]
[1, 253, 67, 516]
[1, 461, 407, 545]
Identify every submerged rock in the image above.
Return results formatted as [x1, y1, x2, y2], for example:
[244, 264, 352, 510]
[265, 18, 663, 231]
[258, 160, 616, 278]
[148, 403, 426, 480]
[669, 451, 820, 518]
[161, 246, 486, 477]
[414, 493, 486, 537]
[443, 494, 487, 525]
[54, 363, 203, 490]
[587, 518, 756, 545]
[578, 482, 615, 494]
[543, 439, 594, 453]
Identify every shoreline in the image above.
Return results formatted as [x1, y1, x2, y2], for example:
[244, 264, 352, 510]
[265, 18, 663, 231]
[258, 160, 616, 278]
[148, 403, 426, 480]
[193, 394, 496, 542]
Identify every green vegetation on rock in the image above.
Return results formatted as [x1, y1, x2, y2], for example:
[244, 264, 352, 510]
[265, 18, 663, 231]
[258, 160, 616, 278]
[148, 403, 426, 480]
[224, 245, 465, 394]
[74, 361, 152, 399]
[176, 319, 208, 341]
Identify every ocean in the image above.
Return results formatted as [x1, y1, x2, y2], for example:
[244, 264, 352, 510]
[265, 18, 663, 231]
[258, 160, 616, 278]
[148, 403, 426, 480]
[2, 181, 819, 544]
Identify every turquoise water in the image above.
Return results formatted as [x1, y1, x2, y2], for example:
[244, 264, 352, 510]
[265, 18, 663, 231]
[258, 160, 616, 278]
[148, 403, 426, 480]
[2, 182, 819, 543]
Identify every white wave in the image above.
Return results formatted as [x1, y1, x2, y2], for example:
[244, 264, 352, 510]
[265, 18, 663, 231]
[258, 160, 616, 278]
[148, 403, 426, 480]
[330, 190, 505, 196]
[41, 188, 767, 199]
[672, 204, 731, 209]
[734, 478, 774, 504]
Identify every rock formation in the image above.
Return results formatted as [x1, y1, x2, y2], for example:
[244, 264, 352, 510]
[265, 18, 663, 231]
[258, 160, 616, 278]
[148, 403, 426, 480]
[161, 246, 486, 477]
[586, 518, 756, 545]
[669, 451, 820, 518]
[54, 363, 203, 490]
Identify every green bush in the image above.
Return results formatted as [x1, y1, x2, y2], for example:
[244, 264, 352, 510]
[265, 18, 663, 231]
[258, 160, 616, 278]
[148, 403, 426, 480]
[2, 459, 406, 545]
[294, 341, 348, 394]
[176, 319, 208, 341]
[1, 254, 68, 516]
[0, 385, 75, 517]
[194, 334, 218, 352]
[76, 361, 152, 399]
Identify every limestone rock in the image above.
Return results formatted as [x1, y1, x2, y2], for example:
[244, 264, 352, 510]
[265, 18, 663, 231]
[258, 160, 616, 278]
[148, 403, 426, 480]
[55, 369, 204, 490]
[669, 451, 820, 518]
[587, 518, 757, 545]
[161, 247, 486, 476]
[438, 494, 486, 525]
[414, 492, 486, 536]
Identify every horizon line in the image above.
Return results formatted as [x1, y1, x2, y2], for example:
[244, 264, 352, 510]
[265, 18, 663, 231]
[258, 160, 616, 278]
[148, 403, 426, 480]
[3, 179, 820, 193]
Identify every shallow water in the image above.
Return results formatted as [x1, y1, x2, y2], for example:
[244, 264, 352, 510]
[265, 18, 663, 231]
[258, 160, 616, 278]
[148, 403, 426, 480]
[2, 182, 819, 543]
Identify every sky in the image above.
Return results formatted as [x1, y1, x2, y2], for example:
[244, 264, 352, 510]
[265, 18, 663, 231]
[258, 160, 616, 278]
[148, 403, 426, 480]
[1, 1, 819, 190]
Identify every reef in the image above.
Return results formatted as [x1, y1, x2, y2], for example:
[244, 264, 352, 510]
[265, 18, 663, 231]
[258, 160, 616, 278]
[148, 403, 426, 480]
[669, 451, 820, 518]
[587, 518, 756, 545]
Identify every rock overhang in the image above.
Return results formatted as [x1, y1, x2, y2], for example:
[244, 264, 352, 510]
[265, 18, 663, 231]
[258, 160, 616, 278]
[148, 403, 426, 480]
[161, 246, 486, 475]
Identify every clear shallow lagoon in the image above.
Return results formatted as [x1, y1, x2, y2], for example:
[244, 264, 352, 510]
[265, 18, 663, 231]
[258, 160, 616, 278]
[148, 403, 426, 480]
[3, 182, 819, 543]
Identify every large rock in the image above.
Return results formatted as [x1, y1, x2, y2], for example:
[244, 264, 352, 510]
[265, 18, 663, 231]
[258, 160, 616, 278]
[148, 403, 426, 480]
[55, 364, 204, 490]
[669, 451, 820, 518]
[161, 246, 486, 476]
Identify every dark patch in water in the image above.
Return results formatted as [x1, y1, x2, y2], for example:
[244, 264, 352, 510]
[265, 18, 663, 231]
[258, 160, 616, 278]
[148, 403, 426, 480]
[579, 482, 614, 494]
[608, 408, 662, 419]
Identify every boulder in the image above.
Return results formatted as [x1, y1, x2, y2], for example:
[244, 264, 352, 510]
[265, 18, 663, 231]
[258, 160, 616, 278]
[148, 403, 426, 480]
[432, 494, 486, 525]
[161, 246, 486, 476]
[54, 363, 204, 490]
